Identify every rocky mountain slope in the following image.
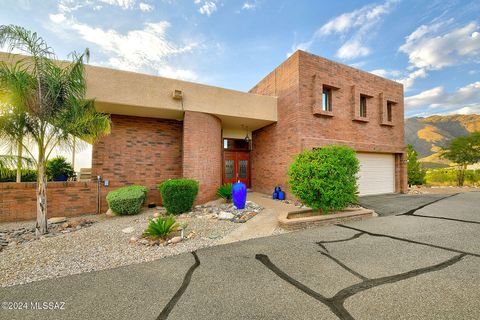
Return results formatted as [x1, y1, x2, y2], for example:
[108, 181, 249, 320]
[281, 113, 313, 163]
[405, 114, 480, 167]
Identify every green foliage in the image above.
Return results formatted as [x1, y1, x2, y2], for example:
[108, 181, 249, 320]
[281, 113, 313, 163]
[441, 132, 480, 186]
[0, 167, 37, 182]
[46, 156, 74, 181]
[288, 145, 359, 214]
[216, 183, 232, 202]
[407, 144, 426, 186]
[158, 179, 199, 215]
[426, 168, 480, 186]
[106, 185, 148, 215]
[143, 216, 179, 239]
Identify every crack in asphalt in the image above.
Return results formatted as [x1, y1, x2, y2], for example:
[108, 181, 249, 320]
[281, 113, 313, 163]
[401, 212, 480, 225]
[398, 193, 459, 216]
[157, 251, 200, 320]
[256, 253, 465, 320]
[336, 224, 480, 258]
[318, 250, 369, 281]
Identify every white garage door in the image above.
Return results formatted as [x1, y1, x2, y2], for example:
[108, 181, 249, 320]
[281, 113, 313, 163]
[356, 153, 395, 196]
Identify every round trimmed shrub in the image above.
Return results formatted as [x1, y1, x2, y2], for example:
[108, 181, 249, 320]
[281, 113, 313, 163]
[288, 145, 359, 213]
[106, 185, 148, 215]
[158, 179, 199, 215]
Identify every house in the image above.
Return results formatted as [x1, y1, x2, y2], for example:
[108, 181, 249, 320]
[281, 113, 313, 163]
[89, 50, 406, 206]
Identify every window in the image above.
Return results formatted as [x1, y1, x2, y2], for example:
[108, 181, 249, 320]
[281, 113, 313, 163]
[322, 88, 332, 112]
[360, 95, 367, 117]
[387, 102, 393, 122]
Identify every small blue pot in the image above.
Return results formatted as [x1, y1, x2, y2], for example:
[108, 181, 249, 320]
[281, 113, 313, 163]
[275, 186, 282, 193]
[53, 174, 68, 182]
[278, 191, 285, 200]
[232, 182, 247, 209]
[272, 192, 278, 199]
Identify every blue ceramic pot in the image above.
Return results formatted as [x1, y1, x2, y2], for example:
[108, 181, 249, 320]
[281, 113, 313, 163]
[278, 191, 285, 200]
[232, 182, 247, 209]
[53, 174, 68, 182]
[272, 192, 278, 199]
[275, 186, 282, 193]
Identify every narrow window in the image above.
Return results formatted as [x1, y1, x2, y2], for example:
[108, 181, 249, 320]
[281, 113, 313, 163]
[387, 102, 393, 122]
[360, 95, 367, 117]
[322, 88, 332, 111]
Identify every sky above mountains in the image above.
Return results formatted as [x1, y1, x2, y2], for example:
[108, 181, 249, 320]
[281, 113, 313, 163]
[1, 0, 479, 118]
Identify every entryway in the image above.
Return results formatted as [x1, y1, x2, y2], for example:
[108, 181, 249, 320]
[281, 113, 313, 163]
[223, 138, 251, 188]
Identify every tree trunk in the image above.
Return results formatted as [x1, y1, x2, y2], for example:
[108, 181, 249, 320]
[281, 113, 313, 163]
[16, 140, 23, 183]
[72, 136, 76, 172]
[456, 165, 466, 187]
[35, 151, 48, 236]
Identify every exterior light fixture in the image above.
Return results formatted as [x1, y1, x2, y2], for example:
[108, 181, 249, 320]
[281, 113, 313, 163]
[244, 126, 251, 143]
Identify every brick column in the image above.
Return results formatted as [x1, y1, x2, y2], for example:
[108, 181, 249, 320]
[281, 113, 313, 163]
[182, 111, 222, 203]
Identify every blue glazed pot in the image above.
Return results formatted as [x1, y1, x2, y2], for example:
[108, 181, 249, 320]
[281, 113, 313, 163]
[232, 182, 247, 209]
[275, 186, 282, 193]
[272, 192, 278, 199]
[278, 191, 285, 200]
[53, 174, 68, 182]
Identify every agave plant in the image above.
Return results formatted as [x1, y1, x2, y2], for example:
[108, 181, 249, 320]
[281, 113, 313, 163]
[143, 216, 179, 239]
[216, 183, 233, 202]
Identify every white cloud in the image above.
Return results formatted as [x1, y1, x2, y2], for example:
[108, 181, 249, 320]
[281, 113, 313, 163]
[98, 0, 136, 9]
[370, 69, 402, 78]
[242, 2, 256, 10]
[400, 22, 480, 70]
[196, 1, 217, 16]
[405, 81, 480, 116]
[290, 0, 399, 59]
[139, 2, 154, 12]
[395, 68, 427, 90]
[49, 15, 199, 81]
[49, 13, 67, 23]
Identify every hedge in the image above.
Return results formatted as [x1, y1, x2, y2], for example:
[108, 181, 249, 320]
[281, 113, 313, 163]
[158, 179, 199, 215]
[0, 168, 38, 182]
[106, 185, 148, 215]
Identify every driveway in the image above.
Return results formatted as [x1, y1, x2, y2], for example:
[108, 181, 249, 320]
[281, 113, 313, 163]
[1, 192, 479, 320]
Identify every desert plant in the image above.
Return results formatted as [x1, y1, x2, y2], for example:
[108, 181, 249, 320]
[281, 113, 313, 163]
[407, 144, 426, 186]
[288, 145, 359, 214]
[106, 185, 148, 215]
[143, 216, 179, 239]
[216, 183, 232, 202]
[46, 156, 74, 181]
[158, 179, 199, 215]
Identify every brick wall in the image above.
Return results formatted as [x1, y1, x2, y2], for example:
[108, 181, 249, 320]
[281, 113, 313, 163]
[182, 111, 222, 203]
[92, 114, 183, 210]
[0, 182, 97, 222]
[250, 50, 407, 195]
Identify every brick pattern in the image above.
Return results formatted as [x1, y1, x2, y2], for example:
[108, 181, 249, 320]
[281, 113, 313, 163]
[92, 114, 183, 209]
[250, 50, 407, 196]
[182, 111, 222, 203]
[0, 182, 97, 222]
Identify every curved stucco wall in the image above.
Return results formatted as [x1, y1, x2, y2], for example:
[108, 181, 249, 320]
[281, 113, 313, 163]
[182, 111, 222, 203]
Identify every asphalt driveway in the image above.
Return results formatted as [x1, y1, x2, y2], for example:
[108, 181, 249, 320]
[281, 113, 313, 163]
[1, 192, 479, 320]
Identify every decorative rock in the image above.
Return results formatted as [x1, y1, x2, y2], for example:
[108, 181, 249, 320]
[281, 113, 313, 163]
[153, 212, 161, 218]
[218, 211, 234, 220]
[122, 227, 135, 234]
[105, 209, 115, 217]
[170, 236, 182, 244]
[48, 217, 67, 224]
[129, 236, 138, 243]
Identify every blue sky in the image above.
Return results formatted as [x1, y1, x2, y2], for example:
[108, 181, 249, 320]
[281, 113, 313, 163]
[1, 0, 479, 118]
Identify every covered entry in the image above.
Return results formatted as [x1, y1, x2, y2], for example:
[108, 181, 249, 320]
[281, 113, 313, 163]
[223, 138, 250, 188]
[356, 153, 395, 196]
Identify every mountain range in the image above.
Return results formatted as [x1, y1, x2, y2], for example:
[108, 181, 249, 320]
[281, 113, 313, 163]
[405, 114, 480, 168]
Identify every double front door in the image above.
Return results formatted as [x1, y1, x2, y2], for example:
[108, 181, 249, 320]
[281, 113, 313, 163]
[223, 151, 250, 188]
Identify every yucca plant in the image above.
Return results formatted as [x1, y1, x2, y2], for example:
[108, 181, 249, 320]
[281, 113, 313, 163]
[216, 183, 233, 202]
[143, 216, 179, 239]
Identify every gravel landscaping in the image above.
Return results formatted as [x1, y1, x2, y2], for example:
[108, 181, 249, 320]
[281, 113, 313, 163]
[0, 204, 249, 287]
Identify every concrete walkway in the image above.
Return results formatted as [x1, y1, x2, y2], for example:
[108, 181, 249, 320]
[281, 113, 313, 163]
[219, 192, 298, 244]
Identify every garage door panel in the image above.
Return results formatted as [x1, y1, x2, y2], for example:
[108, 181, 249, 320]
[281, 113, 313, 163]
[357, 153, 395, 196]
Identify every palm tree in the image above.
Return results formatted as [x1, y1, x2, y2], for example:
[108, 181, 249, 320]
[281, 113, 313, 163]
[0, 25, 111, 235]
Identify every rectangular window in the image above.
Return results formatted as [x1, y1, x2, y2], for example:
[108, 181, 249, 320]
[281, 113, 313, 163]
[387, 102, 393, 122]
[322, 88, 332, 111]
[360, 95, 367, 117]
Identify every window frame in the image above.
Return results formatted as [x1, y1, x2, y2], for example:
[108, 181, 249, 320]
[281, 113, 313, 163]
[359, 95, 368, 118]
[322, 87, 332, 112]
[387, 101, 393, 122]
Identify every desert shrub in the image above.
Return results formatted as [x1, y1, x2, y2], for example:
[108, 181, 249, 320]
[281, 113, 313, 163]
[426, 168, 480, 186]
[158, 179, 199, 215]
[0, 168, 37, 182]
[106, 185, 148, 215]
[46, 156, 74, 181]
[216, 183, 232, 202]
[288, 145, 359, 213]
[143, 216, 179, 239]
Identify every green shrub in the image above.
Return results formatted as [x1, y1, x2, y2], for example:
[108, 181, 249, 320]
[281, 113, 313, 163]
[426, 168, 480, 186]
[143, 216, 179, 239]
[0, 168, 37, 182]
[158, 179, 199, 215]
[106, 185, 148, 215]
[288, 145, 359, 214]
[216, 183, 232, 202]
[46, 156, 74, 181]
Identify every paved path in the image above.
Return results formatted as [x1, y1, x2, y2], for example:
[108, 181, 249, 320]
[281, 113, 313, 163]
[1, 192, 479, 320]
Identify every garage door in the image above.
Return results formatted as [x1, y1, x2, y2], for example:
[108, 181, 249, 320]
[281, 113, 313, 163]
[356, 153, 395, 196]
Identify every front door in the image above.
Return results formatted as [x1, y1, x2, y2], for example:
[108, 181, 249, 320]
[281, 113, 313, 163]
[223, 151, 250, 188]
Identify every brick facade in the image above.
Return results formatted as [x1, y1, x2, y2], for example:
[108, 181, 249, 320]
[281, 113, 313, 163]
[92, 114, 183, 209]
[250, 50, 407, 195]
[0, 182, 97, 222]
[182, 111, 222, 203]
